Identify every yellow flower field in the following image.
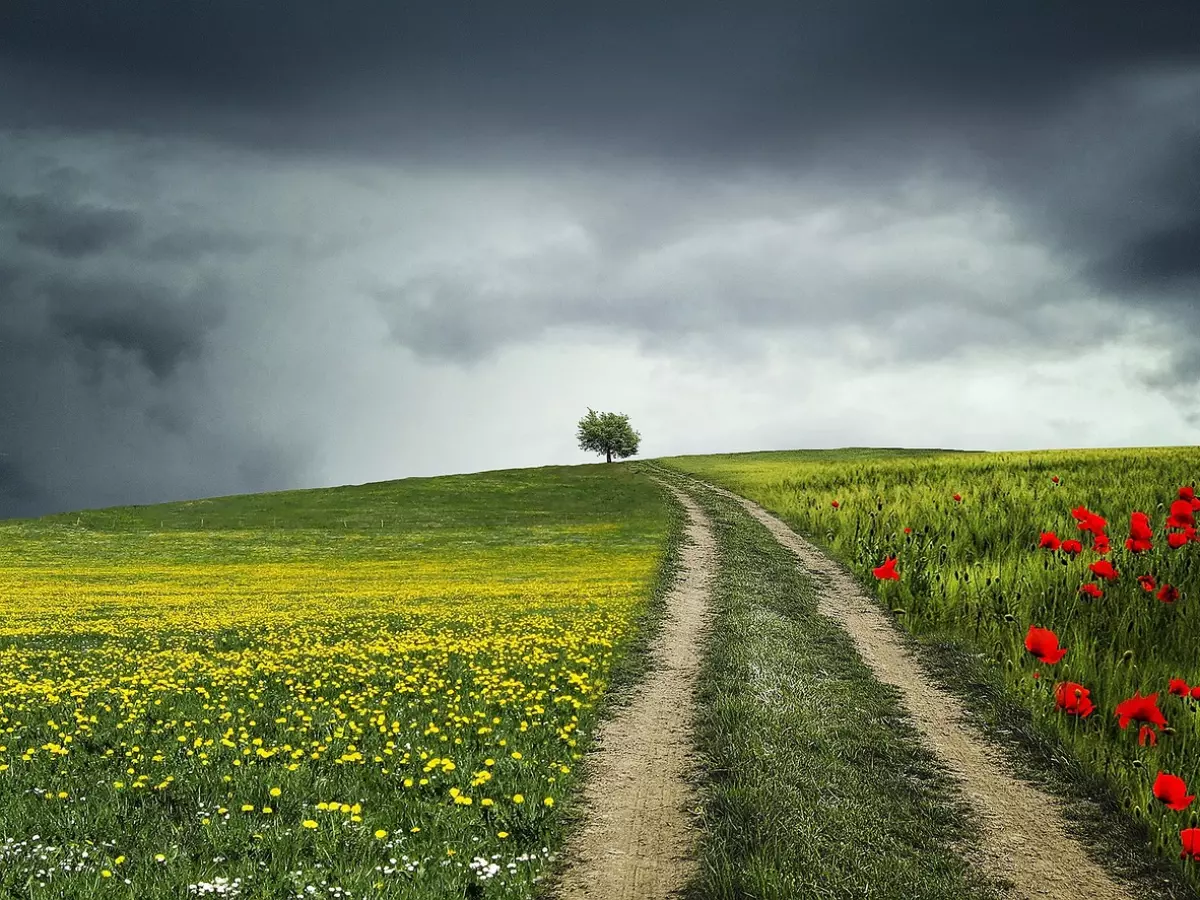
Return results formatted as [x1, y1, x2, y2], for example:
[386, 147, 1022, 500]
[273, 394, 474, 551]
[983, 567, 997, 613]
[0, 467, 671, 899]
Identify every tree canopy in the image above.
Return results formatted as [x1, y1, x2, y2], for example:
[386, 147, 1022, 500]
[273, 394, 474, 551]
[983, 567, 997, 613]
[576, 408, 641, 463]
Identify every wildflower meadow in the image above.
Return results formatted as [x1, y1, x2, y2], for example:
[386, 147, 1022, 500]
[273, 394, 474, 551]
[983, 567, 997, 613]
[0, 467, 669, 899]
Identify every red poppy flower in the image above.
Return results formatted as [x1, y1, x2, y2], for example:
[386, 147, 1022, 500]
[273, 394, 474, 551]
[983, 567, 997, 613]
[1168, 531, 1190, 549]
[903, 527, 912, 534]
[1159, 584, 1180, 603]
[1193, 497, 1200, 512]
[1181, 486, 1197, 501]
[1071, 506, 1107, 534]
[1051, 475, 1060, 484]
[1191, 685, 1200, 700]
[1024, 625, 1068, 664]
[1115, 691, 1167, 731]
[831, 500, 839, 509]
[1088, 560, 1119, 581]
[1054, 681, 1094, 717]
[1039, 531, 1061, 550]
[1129, 512, 1154, 541]
[952, 493, 962, 502]
[1168, 500, 1195, 528]
[1139, 574, 1158, 592]
[1154, 773, 1196, 811]
[1126, 538, 1154, 552]
[1093, 534, 1111, 554]
[1061, 539, 1083, 555]
[1170, 678, 1191, 697]
[1079, 583, 1104, 599]
[1181, 828, 1200, 861]
[873, 557, 899, 581]
[1141, 725, 1159, 747]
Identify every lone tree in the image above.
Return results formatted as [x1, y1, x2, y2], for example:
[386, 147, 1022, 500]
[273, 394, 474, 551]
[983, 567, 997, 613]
[577, 408, 641, 463]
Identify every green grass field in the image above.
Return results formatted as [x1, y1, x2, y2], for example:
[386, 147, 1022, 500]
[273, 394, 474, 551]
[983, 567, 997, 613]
[660, 446, 1200, 892]
[0, 466, 671, 899]
[7, 445, 1200, 898]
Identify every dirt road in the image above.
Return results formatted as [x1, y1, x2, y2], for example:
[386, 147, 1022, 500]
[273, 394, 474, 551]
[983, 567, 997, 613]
[554, 481, 712, 900]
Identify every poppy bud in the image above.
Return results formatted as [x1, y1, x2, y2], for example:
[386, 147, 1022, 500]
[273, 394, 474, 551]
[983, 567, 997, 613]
[1121, 650, 1135, 664]
[1003, 613, 1015, 622]
[1132, 759, 1143, 769]
[892, 607, 906, 615]
[1163, 726, 1177, 736]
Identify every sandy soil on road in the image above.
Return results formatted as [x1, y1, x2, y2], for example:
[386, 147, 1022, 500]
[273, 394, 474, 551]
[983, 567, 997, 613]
[554, 481, 712, 900]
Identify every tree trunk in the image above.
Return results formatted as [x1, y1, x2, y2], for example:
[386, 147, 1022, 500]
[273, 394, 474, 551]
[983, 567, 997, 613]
[606, 448, 612, 463]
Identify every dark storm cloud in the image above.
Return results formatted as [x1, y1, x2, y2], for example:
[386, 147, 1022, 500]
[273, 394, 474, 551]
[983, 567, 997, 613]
[1079, 140, 1200, 296]
[43, 274, 227, 381]
[0, 225, 299, 519]
[0, 457, 39, 504]
[142, 228, 267, 263]
[9, 0, 1193, 318]
[1092, 217, 1200, 292]
[4, 2, 1198, 164]
[1, 192, 141, 258]
[2, 1, 1200, 518]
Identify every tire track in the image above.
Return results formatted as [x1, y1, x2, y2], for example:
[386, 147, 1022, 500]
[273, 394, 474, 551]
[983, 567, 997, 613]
[554, 481, 712, 900]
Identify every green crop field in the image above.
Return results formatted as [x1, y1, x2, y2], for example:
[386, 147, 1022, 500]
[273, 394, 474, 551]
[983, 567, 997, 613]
[660, 446, 1200, 889]
[0, 466, 672, 899]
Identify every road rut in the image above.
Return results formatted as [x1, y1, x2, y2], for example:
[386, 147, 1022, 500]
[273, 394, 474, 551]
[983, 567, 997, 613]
[555, 481, 712, 900]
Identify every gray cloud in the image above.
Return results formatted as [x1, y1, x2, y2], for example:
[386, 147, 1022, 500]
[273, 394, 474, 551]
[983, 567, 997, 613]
[0, 456, 39, 505]
[2, 2, 1199, 518]
[142, 228, 267, 263]
[0, 182, 301, 518]
[2, 192, 141, 258]
[366, 176, 1106, 368]
[1091, 217, 1200, 293]
[44, 274, 227, 381]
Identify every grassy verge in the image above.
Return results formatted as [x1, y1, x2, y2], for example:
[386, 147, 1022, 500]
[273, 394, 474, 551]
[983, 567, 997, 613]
[670, 472, 1007, 900]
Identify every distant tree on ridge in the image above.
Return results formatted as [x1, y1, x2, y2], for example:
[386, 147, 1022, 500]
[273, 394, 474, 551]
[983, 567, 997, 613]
[576, 408, 641, 463]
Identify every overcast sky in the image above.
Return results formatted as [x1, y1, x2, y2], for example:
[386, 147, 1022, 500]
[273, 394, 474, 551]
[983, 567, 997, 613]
[2, 2, 1199, 518]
